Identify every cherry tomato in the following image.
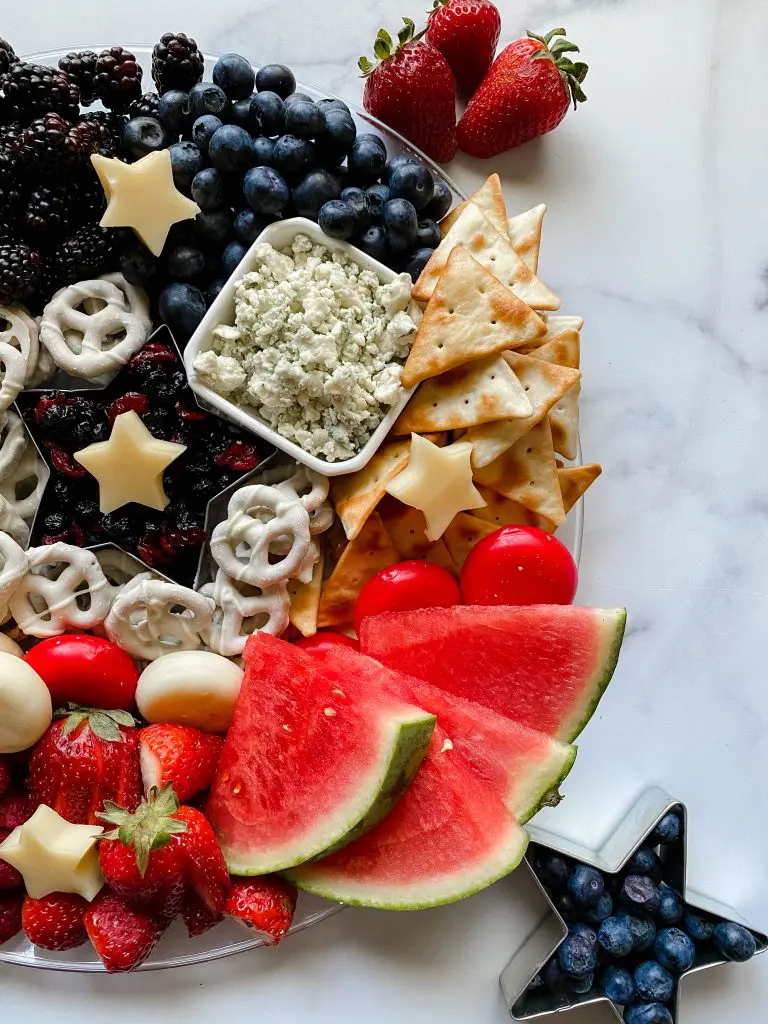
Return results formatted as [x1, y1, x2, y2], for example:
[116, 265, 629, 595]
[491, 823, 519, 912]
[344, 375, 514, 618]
[24, 635, 140, 711]
[295, 632, 360, 655]
[460, 526, 578, 606]
[354, 560, 461, 635]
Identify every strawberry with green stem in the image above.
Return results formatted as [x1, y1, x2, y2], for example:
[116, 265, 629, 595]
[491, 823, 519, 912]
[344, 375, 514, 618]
[425, 0, 501, 97]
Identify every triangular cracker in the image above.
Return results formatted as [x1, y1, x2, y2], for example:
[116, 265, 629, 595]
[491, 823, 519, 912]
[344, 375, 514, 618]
[331, 439, 410, 540]
[442, 512, 498, 569]
[413, 202, 559, 311]
[467, 352, 581, 468]
[402, 247, 546, 388]
[439, 173, 508, 237]
[506, 204, 547, 273]
[470, 484, 556, 534]
[287, 545, 325, 637]
[379, 497, 457, 574]
[526, 331, 581, 460]
[316, 512, 399, 628]
[394, 353, 533, 434]
[558, 463, 602, 514]
[520, 315, 583, 353]
[473, 418, 565, 526]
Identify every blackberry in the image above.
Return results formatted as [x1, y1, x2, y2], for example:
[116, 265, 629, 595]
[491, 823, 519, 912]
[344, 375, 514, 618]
[35, 257, 63, 307]
[79, 109, 126, 157]
[24, 182, 80, 240]
[78, 171, 108, 224]
[128, 91, 160, 118]
[94, 46, 143, 113]
[0, 242, 41, 305]
[0, 38, 15, 77]
[21, 113, 100, 172]
[56, 225, 119, 285]
[58, 50, 98, 105]
[0, 137, 22, 227]
[151, 32, 204, 94]
[0, 62, 80, 124]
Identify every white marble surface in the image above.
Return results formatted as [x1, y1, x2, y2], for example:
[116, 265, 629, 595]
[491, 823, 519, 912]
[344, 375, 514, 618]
[3, 0, 768, 1019]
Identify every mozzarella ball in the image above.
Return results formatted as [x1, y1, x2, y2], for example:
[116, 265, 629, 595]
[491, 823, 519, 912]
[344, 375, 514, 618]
[0, 653, 53, 753]
[0, 634, 23, 658]
[136, 650, 243, 733]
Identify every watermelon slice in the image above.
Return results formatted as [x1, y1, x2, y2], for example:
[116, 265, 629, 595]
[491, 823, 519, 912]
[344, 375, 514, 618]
[359, 605, 626, 743]
[206, 634, 436, 875]
[315, 645, 576, 824]
[284, 725, 529, 909]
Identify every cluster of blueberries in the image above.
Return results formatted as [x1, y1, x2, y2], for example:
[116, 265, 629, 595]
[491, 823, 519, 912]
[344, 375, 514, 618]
[119, 53, 452, 339]
[526, 812, 759, 1024]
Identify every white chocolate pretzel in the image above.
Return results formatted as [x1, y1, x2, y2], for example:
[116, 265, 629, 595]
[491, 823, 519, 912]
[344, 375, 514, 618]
[105, 575, 215, 661]
[0, 342, 27, 414]
[276, 465, 334, 536]
[0, 306, 39, 387]
[0, 439, 48, 522]
[0, 410, 27, 485]
[0, 495, 28, 545]
[40, 273, 152, 380]
[200, 569, 289, 657]
[0, 532, 28, 623]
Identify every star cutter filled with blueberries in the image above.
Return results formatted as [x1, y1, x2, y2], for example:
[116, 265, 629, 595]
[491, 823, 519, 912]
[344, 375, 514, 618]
[500, 787, 767, 1023]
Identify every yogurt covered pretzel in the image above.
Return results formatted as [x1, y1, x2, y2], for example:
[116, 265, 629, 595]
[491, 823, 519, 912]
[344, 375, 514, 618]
[275, 465, 334, 536]
[200, 568, 289, 657]
[0, 495, 29, 545]
[40, 273, 152, 380]
[0, 306, 39, 387]
[104, 575, 215, 661]
[0, 439, 49, 522]
[0, 532, 28, 623]
[0, 410, 28, 485]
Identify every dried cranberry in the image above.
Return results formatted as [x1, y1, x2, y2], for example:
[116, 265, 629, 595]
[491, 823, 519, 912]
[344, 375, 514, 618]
[108, 392, 150, 424]
[32, 392, 69, 425]
[214, 442, 260, 472]
[160, 526, 207, 556]
[137, 532, 171, 566]
[46, 443, 87, 478]
[175, 400, 207, 422]
[129, 342, 177, 368]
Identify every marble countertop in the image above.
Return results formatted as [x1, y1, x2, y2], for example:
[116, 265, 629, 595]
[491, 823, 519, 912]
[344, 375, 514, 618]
[3, 0, 767, 1020]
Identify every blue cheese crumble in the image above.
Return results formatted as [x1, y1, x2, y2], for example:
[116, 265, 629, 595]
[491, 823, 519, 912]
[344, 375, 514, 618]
[193, 234, 418, 462]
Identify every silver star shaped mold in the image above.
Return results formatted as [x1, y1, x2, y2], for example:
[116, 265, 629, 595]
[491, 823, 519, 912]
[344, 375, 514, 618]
[500, 786, 767, 1022]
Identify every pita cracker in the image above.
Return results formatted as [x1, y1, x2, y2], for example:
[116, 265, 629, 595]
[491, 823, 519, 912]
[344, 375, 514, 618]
[412, 202, 559, 311]
[506, 204, 546, 273]
[558, 463, 602, 514]
[473, 418, 565, 526]
[379, 497, 457, 574]
[317, 512, 399, 628]
[439, 173, 508, 237]
[402, 247, 546, 388]
[331, 439, 410, 540]
[525, 330, 581, 460]
[470, 484, 556, 534]
[442, 512, 499, 569]
[287, 546, 325, 637]
[467, 353, 581, 468]
[520, 315, 583, 353]
[394, 354, 533, 434]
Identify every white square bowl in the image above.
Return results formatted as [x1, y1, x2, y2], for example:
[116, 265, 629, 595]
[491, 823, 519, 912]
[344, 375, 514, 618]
[183, 217, 417, 478]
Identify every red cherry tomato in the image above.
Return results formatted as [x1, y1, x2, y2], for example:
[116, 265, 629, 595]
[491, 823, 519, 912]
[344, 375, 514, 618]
[354, 560, 461, 635]
[295, 632, 360, 655]
[460, 526, 578, 606]
[24, 635, 140, 711]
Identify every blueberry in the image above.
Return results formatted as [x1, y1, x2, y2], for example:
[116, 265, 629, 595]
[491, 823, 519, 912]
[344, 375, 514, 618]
[531, 850, 570, 890]
[634, 960, 674, 1003]
[713, 921, 757, 962]
[191, 114, 222, 152]
[169, 141, 204, 192]
[620, 876, 660, 917]
[283, 91, 314, 108]
[256, 64, 296, 99]
[623, 1004, 673, 1024]
[284, 99, 325, 140]
[355, 224, 388, 263]
[365, 183, 390, 222]
[654, 927, 695, 972]
[565, 972, 594, 995]
[229, 98, 252, 127]
[388, 161, 434, 212]
[584, 891, 614, 925]
[318, 199, 357, 240]
[553, 893, 579, 923]
[166, 245, 205, 280]
[598, 916, 634, 958]
[383, 153, 420, 184]
[567, 865, 605, 908]
[625, 849, 663, 883]
[656, 887, 683, 926]
[273, 134, 316, 180]
[292, 168, 340, 218]
[208, 279, 226, 303]
[252, 136, 277, 168]
[316, 110, 356, 165]
[383, 197, 418, 252]
[651, 813, 681, 846]
[683, 909, 714, 943]
[601, 965, 635, 1005]
[617, 910, 657, 952]
[249, 91, 285, 136]
[120, 116, 170, 160]
[234, 208, 269, 245]
[526, 973, 546, 995]
[339, 187, 369, 231]
[348, 134, 387, 185]
[191, 167, 226, 211]
[157, 89, 192, 135]
[188, 82, 229, 120]
[212, 53, 255, 100]
[424, 179, 453, 221]
[243, 166, 290, 215]
[120, 243, 155, 286]
[403, 246, 433, 279]
[221, 241, 248, 278]
[195, 208, 235, 246]
[542, 957, 566, 992]
[158, 283, 207, 338]
[569, 922, 597, 946]
[209, 124, 253, 174]
[557, 933, 597, 978]
[317, 97, 351, 116]
[416, 217, 441, 249]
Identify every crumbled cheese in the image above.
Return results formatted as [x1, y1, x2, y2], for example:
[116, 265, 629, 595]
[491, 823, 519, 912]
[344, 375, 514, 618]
[194, 234, 417, 462]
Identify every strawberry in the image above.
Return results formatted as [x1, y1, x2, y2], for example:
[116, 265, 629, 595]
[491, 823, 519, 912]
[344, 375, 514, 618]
[457, 28, 588, 157]
[0, 891, 22, 944]
[174, 803, 231, 916]
[225, 877, 297, 946]
[139, 724, 224, 803]
[22, 892, 88, 950]
[360, 18, 457, 163]
[0, 791, 33, 830]
[0, 758, 11, 798]
[0, 829, 23, 890]
[28, 706, 141, 826]
[84, 890, 166, 973]
[181, 890, 222, 938]
[425, 0, 501, 97]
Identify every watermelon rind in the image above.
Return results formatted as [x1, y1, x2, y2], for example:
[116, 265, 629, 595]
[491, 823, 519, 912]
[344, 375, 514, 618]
[516, 742, 577, 825]
[558, 608, 626, 743]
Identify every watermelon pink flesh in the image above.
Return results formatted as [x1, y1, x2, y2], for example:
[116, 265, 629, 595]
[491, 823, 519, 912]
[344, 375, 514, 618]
[316, 645, 576, 824]
[206, 634, 436, 875]
[359, 605, 627, 743]
[284, 725, 529, 910]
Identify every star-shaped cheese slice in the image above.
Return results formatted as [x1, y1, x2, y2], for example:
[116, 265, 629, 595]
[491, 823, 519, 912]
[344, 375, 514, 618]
[0, 805, 104, 901]
[385, 433, 486, 541]
[74, 410, 186, 514]
[92, 151, 200, 256]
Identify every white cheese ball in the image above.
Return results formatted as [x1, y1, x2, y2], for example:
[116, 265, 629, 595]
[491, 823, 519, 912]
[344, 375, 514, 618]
[136, 650, 243, 734]
[0, 653, 52, 753]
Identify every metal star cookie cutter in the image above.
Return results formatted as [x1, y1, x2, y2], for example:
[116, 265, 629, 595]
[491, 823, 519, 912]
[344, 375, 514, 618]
[500, 786, 767, 1022]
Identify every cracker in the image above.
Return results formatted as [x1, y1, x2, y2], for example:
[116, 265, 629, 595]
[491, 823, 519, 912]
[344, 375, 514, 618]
[287, 545, 325, 637]
[331, 439, 410, 540]
[470, 484, 556, 534]
[558, 463, 602, 513]
[316, 512, 399, 628]
[442, 512, 498, 569]
[506, 204, 547, 273]
[520, 315, 583, 353]
[379, 496, 457, 574]
[402, 246, 546, 388]
[439, 173, 508, 237]
[526, 330, 581, 460]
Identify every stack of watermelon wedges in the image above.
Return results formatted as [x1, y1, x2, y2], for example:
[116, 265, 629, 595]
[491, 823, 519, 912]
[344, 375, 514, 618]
[206, 605, 626, 910]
